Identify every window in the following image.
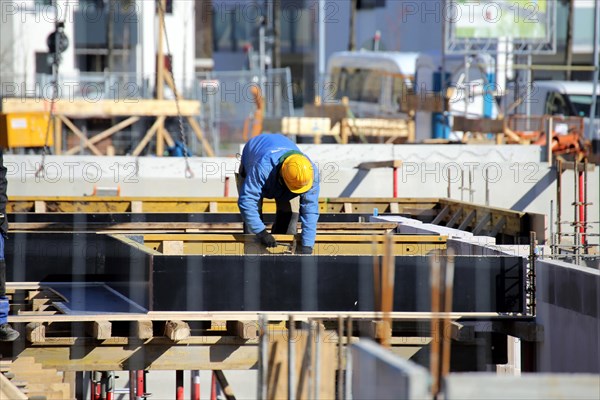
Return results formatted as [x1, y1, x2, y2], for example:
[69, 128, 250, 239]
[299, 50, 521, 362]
[546, 93, 569, 116]
[567, 94, 600, 117]
[361, 70, 382, 103]
[332, 68, 384, 103]
[392, 76, 414, 109]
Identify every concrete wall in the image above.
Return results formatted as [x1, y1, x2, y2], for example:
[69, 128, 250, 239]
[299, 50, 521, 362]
[445, 373, 600, 399]
[536, 259, 600, 373]
[351, 339, 430, 400]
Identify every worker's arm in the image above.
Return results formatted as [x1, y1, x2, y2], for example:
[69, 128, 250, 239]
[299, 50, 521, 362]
[237, 164, 268, 235]
[299, 168, 320, 248]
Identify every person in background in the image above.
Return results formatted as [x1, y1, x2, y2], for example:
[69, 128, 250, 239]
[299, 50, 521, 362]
[0, 148, 19, 341]
[237, 134, 319, 254]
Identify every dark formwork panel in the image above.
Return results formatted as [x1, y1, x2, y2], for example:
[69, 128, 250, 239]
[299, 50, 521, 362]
[4, 232, 525, 314]
[151, 255, 525, 313]
[5, 232, 151, 310]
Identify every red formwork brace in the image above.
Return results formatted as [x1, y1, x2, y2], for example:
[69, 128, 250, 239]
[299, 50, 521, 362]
[91, 371, 101, 400]
[176, 370, 185, 400]
[191, 370, 201, 400]
[91, 375, 99, 400]
[224, 176, 230, 197]
[211, 371, 217, 400]
[136, 371, 145, 398]
[393, 166, 399, 198]
[579, 169, 586, 245]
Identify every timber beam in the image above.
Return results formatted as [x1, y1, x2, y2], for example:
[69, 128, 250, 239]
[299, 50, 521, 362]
[1, 99, 201, 118]
[130, 233, 447, 256]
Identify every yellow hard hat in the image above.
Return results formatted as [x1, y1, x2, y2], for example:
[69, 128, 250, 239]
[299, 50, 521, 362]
[281, 154, 314, 194]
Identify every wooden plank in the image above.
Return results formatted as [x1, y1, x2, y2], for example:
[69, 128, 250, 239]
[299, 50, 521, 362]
[457, 210, 477, 231]
[89, 321, 112, 340]
[431, 205, 451, 225]
[267, 327, 335, 399]
[34, 201, 46, 213]
[62, 370, 76, 400]
[164, 320, 191, 341]
[279, 117, 331, 135]
[65, 116, 140, 155]
[130, 201, 143, 213]
[58, 115, 103, 156]
[16, 343, 258, 371]
[136, 320, 153, 340]
[26, 322, 46, 344]
[132, 116, 165, 156]
[161, 240, 184, 255]
[356, 160, 403, 170]
[9, 310, 507, 324]
[214, 370, 237, 400]
[0, 373, 28, 400]
[229, 321, 259, 340]
[1, 98, 202, 117]
[472, 213, 492, 235]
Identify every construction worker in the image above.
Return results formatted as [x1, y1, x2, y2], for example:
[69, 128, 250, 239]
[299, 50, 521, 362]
[0, 149, 18, 341]
[237, 134, 319, 254]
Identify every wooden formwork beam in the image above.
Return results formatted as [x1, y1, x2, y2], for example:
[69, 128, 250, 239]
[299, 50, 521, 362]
[133, 232, 447, 256]
[1, 98, 202, 117]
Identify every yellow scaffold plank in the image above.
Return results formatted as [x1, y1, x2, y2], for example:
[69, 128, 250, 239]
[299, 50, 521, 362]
[126, 233, 447, 256]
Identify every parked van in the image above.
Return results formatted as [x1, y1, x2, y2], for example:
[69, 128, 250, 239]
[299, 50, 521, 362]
[326, 51, 435, 119]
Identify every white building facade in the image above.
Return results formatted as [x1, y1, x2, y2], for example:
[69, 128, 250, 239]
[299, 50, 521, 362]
[0, 0, 196, 99]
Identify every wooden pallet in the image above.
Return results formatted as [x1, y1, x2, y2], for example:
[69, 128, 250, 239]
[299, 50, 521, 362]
[0, 357, 72, 399]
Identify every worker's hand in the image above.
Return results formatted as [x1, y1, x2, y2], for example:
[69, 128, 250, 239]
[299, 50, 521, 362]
[256, 229, 277, 248]
[296, 245, 313, 255]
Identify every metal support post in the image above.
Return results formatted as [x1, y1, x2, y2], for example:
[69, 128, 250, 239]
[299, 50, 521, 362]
[288, 315, 295, 400]
[460, 169, 465, 201]
[257, 315, 268, 400]
[392, 166, 398, 198]
[211, 371, 217, 400]
[550, 200, 554, 255]
[129, 371, 137, 400]
[485, 167, 490, 206]
[306, 320, 314, 400]
[583, 159, 589, 252]
[191, 370, 200, 400]
[556, 159, 562, 253]
[468, 167, 474, 203]
[574, 161, 580, 265]
[525, 53, 532, 131]
[528, 231, 537, 315]
[337, 316, 343, 400]
[136, 371, 145, 399]
[176, 370, 184, 400]
[344, 317, 352, 400]
[313, 320, 322, 400]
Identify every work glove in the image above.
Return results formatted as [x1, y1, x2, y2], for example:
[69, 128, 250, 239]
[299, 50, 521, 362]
[256, 229, 277, 248]
[296, 245, 313, 255]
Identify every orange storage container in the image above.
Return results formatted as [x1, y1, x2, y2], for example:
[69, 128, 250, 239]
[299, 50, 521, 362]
[0, 112, 54, 148]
